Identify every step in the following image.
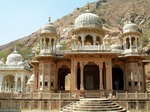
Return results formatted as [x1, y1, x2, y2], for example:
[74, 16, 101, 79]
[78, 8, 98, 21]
[60, 98, 127, 112]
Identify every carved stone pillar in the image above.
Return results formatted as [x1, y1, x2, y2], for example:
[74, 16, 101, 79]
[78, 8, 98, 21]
[15, 76, 18, 92]
[93, 35, 96, 45]
[74, 61, 78, 90]
[129, 38, 131, 50]
[71, 61, 75, 90]
[80, 62, 84, 90]
[21, 75, 24, 92]
[0, 75, 3, 92]
[44, 38, 46, 49]
[105, 61, 112, 90]
[99, 62, 103, 90]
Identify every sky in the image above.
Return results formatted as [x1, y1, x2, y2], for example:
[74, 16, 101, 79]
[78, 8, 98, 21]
[0, 0, 96, 46]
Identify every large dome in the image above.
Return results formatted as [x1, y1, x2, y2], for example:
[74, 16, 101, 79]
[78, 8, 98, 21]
[6, 50, 23, 65]
[123, 22, 139, 34]
[74, 10, 102, 29]
[41, 22, 57, 34]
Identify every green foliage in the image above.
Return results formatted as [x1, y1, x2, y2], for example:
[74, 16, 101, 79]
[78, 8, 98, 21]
[60, 41, 67, 50]
[142, 29, 150, 47]
[11, 43, 33, 60]
[0, 51, 8, 61]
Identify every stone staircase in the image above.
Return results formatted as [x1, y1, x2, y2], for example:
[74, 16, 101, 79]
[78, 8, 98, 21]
[60, 98, 126, 112]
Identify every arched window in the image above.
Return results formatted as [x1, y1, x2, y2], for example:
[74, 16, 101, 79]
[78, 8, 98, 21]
[96, 36, 102, 45]
[78, 36, 81, 45]
[126, 38, 130, 49]
[51, 38, 54, 49]
[45, 38, 49, 49]
[131, 37, 135, 46]
[84, 35, 93, 45]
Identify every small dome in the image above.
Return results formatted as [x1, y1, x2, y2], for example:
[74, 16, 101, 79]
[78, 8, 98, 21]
[41, 22, 56, 34]
[6, 50, 23, 65]
[123, 22, 139, 34]
[74, 10, 102, 29]
[18, 61, 25, 66]
[56, 43, 63, 50]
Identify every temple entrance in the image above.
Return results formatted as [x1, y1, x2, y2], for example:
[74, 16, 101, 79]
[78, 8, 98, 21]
[84, 63, 99, 90]
[112, 65, 124, 90]
[58, 65, 70, 90]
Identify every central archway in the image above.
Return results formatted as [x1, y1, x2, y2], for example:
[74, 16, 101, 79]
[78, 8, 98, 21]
[83, 63, 99, 90]
[58, 65, 70, 90]
[112, 65, 124, 90]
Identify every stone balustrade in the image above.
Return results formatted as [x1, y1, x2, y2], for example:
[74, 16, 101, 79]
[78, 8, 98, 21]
[72, 45, 111, 51]
[116, 91, 150, 100]
[0, 91, 150, 100]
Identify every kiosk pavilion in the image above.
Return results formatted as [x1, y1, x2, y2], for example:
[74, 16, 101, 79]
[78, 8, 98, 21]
[29, 10, 147, 94]
[0, 49, 31, 93]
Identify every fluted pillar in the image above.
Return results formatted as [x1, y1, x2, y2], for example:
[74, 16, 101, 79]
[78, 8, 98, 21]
[15, 76, 18, 92]
[74, 61, 78, 90]
[43, 38, 46, 49]
[129, 38, 132, 50]
[105, 61, 112, 90]
[99, 62, 103, 90]
[80, 62, 84, 90]
[93, 35, 96, 45]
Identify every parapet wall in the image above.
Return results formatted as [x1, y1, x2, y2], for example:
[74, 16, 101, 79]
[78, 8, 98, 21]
[0, 91, 150, 111]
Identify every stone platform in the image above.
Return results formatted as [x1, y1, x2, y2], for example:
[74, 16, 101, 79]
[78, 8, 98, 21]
[60, 97, 126, 112]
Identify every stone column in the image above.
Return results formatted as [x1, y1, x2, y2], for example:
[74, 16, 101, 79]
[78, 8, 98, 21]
[142, 63, 145, 90]
[74, 61, 78, 90]
[99, 62, 103, 90]
[124, 38, 126, 50]
[5, 81, 7, 92]
[93, 35, 96, 45]
[71, 60, 74, 90]
[80, 62, 84, 90]
[15, 76, 18, 92]
[42, 72, 44, 91]
[129, 38, 132, 50]
[21, 75, 24, 92]
[50, 38, 52, 52]
[135, 37, 138, 49]
[43, 38, 46, 49]
[81, 34, 85, 50]
[105, 61, 112, 90]
[0, 75, 3, 92]
[54, 40, 57, 53]
[34, 63, 39, 92]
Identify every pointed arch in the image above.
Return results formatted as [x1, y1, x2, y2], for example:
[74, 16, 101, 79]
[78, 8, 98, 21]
[84, 35, 93, 45]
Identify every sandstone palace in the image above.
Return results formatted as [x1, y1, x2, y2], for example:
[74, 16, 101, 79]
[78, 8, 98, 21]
[0, 9, 149, 111]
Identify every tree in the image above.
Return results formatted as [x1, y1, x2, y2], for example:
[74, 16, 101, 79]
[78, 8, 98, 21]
[142, 29, 150, 47]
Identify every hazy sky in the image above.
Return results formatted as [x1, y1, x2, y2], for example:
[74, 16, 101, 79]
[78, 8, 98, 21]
[0, 0, 96, 45]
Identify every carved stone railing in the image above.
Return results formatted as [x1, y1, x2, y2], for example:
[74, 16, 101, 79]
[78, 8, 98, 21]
[116, 91, 150, 100]
[0, 91, 150, 100]
[72, 45, 111, 51]
[40, 49, 70, 55]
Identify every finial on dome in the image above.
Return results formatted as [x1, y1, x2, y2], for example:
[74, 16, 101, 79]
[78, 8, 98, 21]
[14, 46, 17, 51]
[87, 1, 89, 10]
[48, 16, 51, 23]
